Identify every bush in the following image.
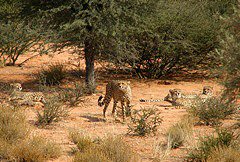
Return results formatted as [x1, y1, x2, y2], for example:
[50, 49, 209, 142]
[11, 136, 61, 162]
[0, 105, 60, 161]
[127, 0, 227, 79]
[128, 107, 162, 136]
[167, 115, 194, 149]
[0, 106, 29, 144]
[188, 129, 235, 161]
[69, 130, 93, 153]
[70, 131, 137, 162]
[188, 97, 236, 126]
[0, 21, 43, 66]
[58, 83, 88, 106]
[36, 63, 66, 86]
[37, 96, 69, 126]
[207, 146, 240, 162]
[217, 6, 240, 102]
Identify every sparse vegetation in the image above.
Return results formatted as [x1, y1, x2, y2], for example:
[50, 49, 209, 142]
[37, 96, 69, 126]
[188, 129, 236, 161]
[188, 97, 237, 126]
[57, 83, 88, 106]
[0, 106, 29, 144]
[207, 146, 240, 162]
[0, 105, 60, 161]
[69, 130, 137, 162]
[36, 63, 66, 86]
[128, 107, 162, 136]
[167, 115, 194, 149]
[11, 136, 61, 162]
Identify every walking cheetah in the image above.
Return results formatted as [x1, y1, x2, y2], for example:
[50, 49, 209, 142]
[98, 80, 132, 121]
[9, 83, 46, 106]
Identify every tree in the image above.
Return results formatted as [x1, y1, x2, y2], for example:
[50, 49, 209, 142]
[0, 0, 46, 66]
[217, 6, 240, 102]
[20, 0, 157, 91]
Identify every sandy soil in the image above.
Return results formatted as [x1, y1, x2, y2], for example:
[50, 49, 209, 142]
[0, 52, 229, 162]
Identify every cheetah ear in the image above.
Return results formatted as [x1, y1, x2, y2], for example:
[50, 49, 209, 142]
[169, 89, 173, 94]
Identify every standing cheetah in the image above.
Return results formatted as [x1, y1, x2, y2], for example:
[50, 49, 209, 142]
[98, 80, 132, 121]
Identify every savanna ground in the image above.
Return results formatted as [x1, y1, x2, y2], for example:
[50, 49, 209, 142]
[0, 52, 236, 162]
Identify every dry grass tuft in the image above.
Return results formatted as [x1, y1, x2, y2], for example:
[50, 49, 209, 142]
[167, 115, 194, 149]
[69, 130, 138, 162]
[11, 136, 61, 162]
[0, 105, 61, 161]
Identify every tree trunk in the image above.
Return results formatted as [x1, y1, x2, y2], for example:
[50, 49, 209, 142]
[84, 41, 95, 92]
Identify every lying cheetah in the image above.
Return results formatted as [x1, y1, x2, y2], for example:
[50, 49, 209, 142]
[164, 86, 213, 108]
[9, 83, 46, 106]
[98, 80, 132, 121]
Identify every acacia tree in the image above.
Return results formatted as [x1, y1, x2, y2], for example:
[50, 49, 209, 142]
[22, 0, 157, 91]
[217, 6, 240, 102]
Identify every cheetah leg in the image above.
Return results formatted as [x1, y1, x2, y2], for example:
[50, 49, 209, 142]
[112, 100, 118, 118]
[103, 99, 111, 119]
[125, 100, 131, 117]
[121, 101, 125, 122]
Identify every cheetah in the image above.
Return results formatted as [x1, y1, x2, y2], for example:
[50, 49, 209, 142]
[9, 83, 23, 91]
[98, 80, 132, 121]
[9, 83, 46, 106]
[164, 86, 213, 108]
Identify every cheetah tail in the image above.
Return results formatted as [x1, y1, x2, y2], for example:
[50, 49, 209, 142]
[98, 95, 104, 107]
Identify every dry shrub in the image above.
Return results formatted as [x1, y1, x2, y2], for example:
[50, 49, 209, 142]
[11, 136, 61, 162]
[167, 115, 194, 149]
[0, 106, 29, 144]
[207, 146, 239, 162]
[0, 105, 61, 161]
[152, 140, 171, 162]
[36, 63, 66, 86]
[188, 129, 235, 161]
[128, 107, 162, 136]
[37, 96, 69, 126]
[188, 97, 237, 126]
[69, 130, 93, 153]
[70, 130, 137, 162]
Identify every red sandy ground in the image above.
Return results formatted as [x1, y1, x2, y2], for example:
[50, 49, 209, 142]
[0, 52, 234, 162]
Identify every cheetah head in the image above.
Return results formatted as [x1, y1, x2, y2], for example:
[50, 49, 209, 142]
[203, 86, 213, 95]
[10, 83, 22, 91]
[169, 89, 182, 100]
[117, 81, 130, 90]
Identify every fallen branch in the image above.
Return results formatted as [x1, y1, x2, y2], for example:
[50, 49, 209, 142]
[18, 53, 42, 67]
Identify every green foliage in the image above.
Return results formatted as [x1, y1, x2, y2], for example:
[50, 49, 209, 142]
[188, 129, 235, 161]
[167, 115, 194, 149]
[129, 0, 223, 78]
[188, 97, 236, 126]
[128, 107, 162, 136]
[0, 21, 43, 66]
[37, 96, 69, 126]
[69, 131, 137, 162]
[58, 83, 88, 106]
[36, 63, 66, 86]
[216, 7, 240, 101]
